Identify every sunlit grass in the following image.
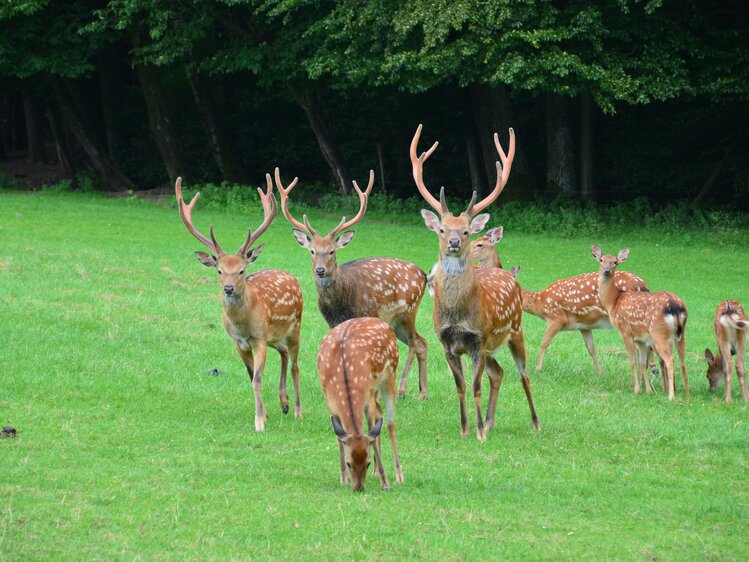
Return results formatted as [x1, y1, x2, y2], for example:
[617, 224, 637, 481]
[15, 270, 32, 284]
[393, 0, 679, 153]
[0, 191, 746, 560]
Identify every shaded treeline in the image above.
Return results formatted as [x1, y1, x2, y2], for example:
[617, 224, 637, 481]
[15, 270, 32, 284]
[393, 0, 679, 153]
[0, 1, 747, 205]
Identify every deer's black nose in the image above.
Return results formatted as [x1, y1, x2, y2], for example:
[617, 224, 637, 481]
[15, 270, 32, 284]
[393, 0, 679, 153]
[315, 267, 326, 276]
[449, 237, 460, 248]
[224, 284, 235, 294]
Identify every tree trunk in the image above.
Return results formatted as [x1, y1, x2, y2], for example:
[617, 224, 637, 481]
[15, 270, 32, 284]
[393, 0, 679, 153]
[691, 138, 739, 208]
[23, 97, 45, 163]
[97, 43, 128, 161]
[131, 30, 193, 185]
[291, 86, 352, 195]
[54, 86, 136, 192]
[46, 102, 78, 185]
[462, 89, 485, 196]
[469, 83, 532, 199]
[545, 93, 577, 197]
[376, 142, 386, 193]
[184, 64, 248, 184]
[579, 90, 594, 201]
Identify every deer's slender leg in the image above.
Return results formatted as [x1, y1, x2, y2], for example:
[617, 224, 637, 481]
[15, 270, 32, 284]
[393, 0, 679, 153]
[536, 319, 564, 372]
[381, 373, 403, 484]
[509, 330, 539, 431]
[277, 344, 290, 414]
[288, 326, 303, 417]
[250, 342, 268, 431]
[718, 336, 734, 403]
[445, 349, 469, 437]
[735, 331, 748, 402]
[580, 329, 603, 375]
[677, 334, 690, 400]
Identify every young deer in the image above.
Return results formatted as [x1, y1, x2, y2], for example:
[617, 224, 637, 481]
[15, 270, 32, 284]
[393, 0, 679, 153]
[411, 124, 539, 440]
[469, 226, 503, 268]
[275, 168, 429, 400]
[591, 246, 689, 400]
[318, 317, 404, 492]
[705, 300, 748, 402]
[521, 271, 649, 374]
[175, 176, 303, 431]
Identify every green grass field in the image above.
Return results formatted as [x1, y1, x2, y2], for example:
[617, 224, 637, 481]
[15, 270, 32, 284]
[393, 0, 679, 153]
[1, 190, 747, 560]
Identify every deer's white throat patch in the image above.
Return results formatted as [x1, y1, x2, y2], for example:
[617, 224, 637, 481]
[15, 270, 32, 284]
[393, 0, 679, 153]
[440, 255, 467, 276]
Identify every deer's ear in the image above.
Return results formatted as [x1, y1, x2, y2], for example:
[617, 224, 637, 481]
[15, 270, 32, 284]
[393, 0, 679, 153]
[470, 213, 490, 234]
[617, 248, 630, 262]
[292, 229, 310, 249]
[367, 417, 383, 443]
[421, 209, 440, 232]
[331, 416, 349, 444]
[336, 230, 355, 248]
[246, 244, 264, 263]
[591, 245, 602, 261]
[705, 348, 715, 364]
[487, 226, 503, 245]
[195, 251, 217, 268]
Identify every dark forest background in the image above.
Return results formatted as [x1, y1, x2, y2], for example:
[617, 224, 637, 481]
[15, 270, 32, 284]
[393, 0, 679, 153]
[1, 1, 747, 207]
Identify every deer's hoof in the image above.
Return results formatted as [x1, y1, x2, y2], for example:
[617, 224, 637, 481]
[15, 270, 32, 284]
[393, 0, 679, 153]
[282, 405, 289, 415]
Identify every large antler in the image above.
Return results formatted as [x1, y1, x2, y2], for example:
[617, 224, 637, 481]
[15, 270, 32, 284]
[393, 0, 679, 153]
[410, 124, 449, 215]
[275, 167, 317, 236]
[237, 174, 278, 256]
[465, 129, 515, 216]
[330, 170, 375, 237]
[175, 177, 224, 255]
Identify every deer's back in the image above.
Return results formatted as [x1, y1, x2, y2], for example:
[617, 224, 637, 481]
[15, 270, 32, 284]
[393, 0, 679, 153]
[610, 290, 686, 339]
[322, 258, 426, 326]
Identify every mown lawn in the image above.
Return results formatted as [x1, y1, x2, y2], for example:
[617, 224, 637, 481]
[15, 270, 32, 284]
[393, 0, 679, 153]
[0, 190, 747, 560]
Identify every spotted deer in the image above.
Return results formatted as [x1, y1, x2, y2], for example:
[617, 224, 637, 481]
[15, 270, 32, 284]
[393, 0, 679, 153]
[521, 271, 649, 374]
[411, 124, 539, 440]
[318, 318, 404, 492]
[705, 300, 748, 402]
[275, 167, 429, 400]
[469, 226, 503, 268]
[591, 246, 689, 400]
[175, 176, 303, 431]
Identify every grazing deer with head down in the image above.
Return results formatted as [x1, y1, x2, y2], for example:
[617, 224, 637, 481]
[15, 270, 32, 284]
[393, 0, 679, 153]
[275, 167, 429, 400]
[705, 300, 748, 402]
[469, 226, 504, 268]
[176, 176, 303, 431]
[591, 246, 689, 400]
[521, 271, 650, 374]
[318, 317, 404, 492]
[411, 124, 539, 440]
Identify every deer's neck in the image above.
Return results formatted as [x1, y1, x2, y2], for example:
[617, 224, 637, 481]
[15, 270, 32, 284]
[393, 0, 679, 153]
[436, 254, 477, 313]
[316, 267, 358, 327]
[598, 272, 620, 314]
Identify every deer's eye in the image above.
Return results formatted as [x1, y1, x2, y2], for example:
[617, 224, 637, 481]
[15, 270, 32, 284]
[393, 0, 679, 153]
[239, 270, 244, 275]
[329, 250, 334, 255]
[310, 249, 315, 255]
[463, 231, 469, 236]
[439, 228, 444, 234]
[476, 243, 483, 248]
[217, 270, 222, 275]
[346, 462, 351, 469]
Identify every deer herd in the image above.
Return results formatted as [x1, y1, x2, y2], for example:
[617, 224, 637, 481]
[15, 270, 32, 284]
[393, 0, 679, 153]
[175, 124, 747, 492]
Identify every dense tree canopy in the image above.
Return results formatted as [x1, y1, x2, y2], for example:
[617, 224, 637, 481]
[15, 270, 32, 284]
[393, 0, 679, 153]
[0, 0, 746, 206]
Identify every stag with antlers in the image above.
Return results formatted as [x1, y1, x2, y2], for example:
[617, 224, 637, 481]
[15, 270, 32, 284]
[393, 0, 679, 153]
[411, 124, 539, 440]
[274, 168, 429, 400]
[175, 176, 303, 431]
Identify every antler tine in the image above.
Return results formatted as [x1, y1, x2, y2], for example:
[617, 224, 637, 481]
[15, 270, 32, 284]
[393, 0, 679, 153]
[331, 169, 375, 236]
[238, 176, 278, 255]
[209, 225, 226, 256]
[410, 124, 445, 214]
[463, 190, 478, 216]
[274, 167, 315, 236]
[468, 128, 516, 216]
[175, 176, 221, 255]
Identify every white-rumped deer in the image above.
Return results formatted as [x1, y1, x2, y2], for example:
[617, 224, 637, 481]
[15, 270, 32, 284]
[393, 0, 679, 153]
[705, 300, 748, 402]
[469, 226, 503, 268]
[318, 317, 404, 492]
[275, 167, 429, 400]
[411, 124, 539, 440]
[592, 246, 689, 400]
[521, 272, 649, 374]
[176, 176, 303, 431]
